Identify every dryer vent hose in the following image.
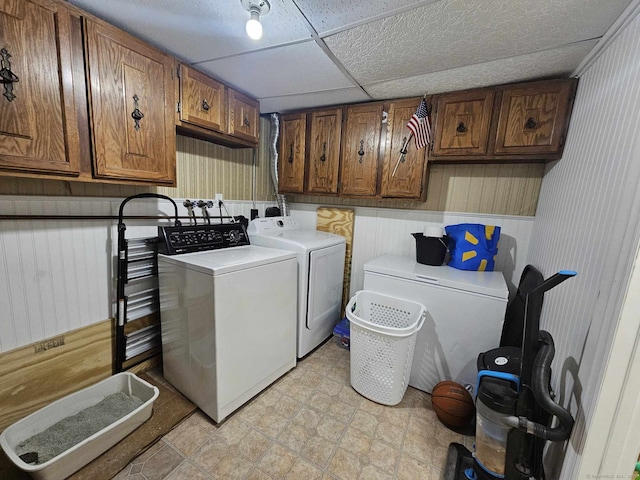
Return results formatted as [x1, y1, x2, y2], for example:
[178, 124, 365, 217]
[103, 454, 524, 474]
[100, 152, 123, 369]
[270, 113, 289, 216]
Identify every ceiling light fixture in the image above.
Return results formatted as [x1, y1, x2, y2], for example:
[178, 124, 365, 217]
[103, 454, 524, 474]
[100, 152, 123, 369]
[241, 0, 270, 40]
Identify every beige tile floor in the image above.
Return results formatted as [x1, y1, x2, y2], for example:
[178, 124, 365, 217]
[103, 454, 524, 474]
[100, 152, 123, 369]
[113, 339, 474, 480]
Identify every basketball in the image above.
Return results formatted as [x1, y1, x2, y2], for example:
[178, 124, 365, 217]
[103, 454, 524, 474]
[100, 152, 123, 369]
[431, 381, 475, 428]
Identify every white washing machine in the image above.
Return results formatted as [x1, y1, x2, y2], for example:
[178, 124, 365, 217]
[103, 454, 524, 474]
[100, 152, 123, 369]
[363, 254, 508, 394]
[157, 223, 297, 422]
[247, 216, 346, 358]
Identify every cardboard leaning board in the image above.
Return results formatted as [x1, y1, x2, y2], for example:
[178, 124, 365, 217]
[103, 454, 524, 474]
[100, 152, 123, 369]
[316, 207, 355, 314]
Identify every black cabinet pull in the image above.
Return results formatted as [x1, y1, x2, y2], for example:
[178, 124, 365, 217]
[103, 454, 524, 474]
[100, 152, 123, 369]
[358, 140, 365, 163]
[202, 99, 210, 111]
[288, 143, 294, 163]
[456, 122, 467, 133]
[320, 142, 326, 162]
[131, 94, 144, 131]
[524, 117, 537, 129]
[0, 48, 19, 102]
[244, 116, 250, 127]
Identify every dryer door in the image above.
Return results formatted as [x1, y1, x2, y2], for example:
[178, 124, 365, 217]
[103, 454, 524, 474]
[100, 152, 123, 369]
[306, 243, 346, 330]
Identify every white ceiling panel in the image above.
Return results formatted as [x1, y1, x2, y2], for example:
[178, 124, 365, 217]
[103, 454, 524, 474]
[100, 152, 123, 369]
[364, 40, 597, 100]
[259, 87, 372, 113]
[324, 0, 632, 85]
[64, 0, 631, 112]
[67, 0, 311, 63]
[196, 41, 355, 99]
[294, 0, 440, 35]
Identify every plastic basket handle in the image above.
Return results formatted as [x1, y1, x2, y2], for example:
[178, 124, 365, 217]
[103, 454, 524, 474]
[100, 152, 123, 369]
[415, 309, 426, 332]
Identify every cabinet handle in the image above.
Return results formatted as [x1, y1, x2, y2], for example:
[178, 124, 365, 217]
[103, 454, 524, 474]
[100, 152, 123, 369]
[320, 142, 326, 162]
[524, 117, 537, 129]
[456, 122, 467, 133]
[202, 99, 210, 111]
[131, 94, 144, 131]
[399, 136, 408, 163]
[0, 48, 19, 102]
[358, 140, 365, 163]
[288, 143, 294, 163]
[244, 116, 250, 127]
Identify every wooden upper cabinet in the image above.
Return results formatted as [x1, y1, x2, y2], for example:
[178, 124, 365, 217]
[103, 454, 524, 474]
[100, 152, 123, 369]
[340, 103, 383, 196]
[85, 19, 176, 184]
[0, 0, 80, 176]
[306, 108, 342, 195]
[432, 90, 494, 156]
[179, 64, 225, 133]
[495, 80, 575, 155]
[228, 88, 259, 144]
[278, 113, 306, 193]
[381, 98, 428, 198]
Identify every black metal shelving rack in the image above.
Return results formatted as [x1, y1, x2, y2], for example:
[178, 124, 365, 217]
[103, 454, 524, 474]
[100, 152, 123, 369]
[115, 194, 181, 373]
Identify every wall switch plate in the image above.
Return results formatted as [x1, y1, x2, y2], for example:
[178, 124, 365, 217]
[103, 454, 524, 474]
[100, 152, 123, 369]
[215, 193, 223, 202]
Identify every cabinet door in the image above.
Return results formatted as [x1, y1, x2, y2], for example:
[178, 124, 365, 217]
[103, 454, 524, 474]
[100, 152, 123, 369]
[86, 20, 175, 184]
[306, 108, 342, 195]
[278, 113, 306, 193]
[180, 65, 226, 133]
[495, 80, 574, 155]
[432, 90, 494, 156]
[340, 104, 382, 196]
[381, 99, 428, 198]
[0, 0, 80, 175]
[228, 88, 259, 144]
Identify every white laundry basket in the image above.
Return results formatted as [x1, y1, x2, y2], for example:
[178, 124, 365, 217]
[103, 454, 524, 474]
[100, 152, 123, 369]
[347, 290, 426, 405]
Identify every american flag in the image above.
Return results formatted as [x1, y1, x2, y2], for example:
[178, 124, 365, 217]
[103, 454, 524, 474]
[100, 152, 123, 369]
[406, 98, 431, 150]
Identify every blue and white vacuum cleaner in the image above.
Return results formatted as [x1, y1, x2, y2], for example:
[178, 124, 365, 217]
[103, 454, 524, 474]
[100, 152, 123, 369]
[444, 266, 576, 480]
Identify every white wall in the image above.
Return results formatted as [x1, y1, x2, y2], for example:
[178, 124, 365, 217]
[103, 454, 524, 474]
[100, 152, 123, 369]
[524, 5, 640, 478]
[0, 194, 534, 354]
[0, 196, 276, 353]
[289, 203, 535, 295]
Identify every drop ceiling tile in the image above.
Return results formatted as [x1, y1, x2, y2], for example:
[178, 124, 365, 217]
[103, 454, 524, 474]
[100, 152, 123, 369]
[294, 0, 439, 35]
[196, 41, 355, 99]
[325, 0, 632, 84]
[67, 0, 311, 63]
[364, 40, 597, 99]
[259, 87, 371, 113]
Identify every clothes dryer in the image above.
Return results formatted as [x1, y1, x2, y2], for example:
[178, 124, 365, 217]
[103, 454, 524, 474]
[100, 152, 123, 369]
[248, 216, 346, 358]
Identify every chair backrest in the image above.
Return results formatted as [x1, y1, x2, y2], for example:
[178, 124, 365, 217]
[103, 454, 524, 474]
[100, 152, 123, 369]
[499, 265, 545, 348]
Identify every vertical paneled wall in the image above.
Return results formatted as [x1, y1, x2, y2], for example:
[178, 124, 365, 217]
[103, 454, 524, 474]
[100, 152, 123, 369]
[289, 203, 535, 296]
[156, 134, 274, 202]
[289, 162, 544, 216]
[525, 11, 640, 479]
[0, 116, 546, 355]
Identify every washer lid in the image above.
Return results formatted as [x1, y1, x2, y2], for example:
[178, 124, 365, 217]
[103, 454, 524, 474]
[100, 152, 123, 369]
[249, 229, 345, 252]
[159, 245, 296, 275]
[364, 254, 508, 300]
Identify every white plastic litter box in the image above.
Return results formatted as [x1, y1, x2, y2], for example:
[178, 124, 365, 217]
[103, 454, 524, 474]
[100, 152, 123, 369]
[0, 372, 159, 480]
[347, 290, 426, 406]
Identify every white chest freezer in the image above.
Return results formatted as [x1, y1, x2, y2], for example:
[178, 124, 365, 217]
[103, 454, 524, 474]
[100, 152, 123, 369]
[363, 254, 508, 394]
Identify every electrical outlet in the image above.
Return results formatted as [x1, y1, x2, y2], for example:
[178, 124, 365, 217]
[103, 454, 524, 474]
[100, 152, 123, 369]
[215, 193, 223, 202]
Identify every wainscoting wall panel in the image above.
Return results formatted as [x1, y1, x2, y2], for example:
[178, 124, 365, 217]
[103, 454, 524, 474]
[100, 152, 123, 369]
[0, 196, 278, 354]
[289, 203, 535, 295]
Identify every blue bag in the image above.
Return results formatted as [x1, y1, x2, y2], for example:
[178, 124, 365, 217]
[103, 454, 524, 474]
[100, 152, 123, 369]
[445, 223, 501, 271]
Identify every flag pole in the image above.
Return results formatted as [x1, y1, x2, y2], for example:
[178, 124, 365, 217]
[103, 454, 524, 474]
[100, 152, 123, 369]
[392, 132, 414, 177]
[391, 93, 427, 178]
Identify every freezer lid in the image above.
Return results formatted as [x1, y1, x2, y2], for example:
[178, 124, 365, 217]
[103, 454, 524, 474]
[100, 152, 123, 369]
[158, 245, 296, 275]
[364, 254, 508, 300]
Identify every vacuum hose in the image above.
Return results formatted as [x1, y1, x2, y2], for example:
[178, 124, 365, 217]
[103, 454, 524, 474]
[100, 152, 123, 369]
[504, 330, 574, 441]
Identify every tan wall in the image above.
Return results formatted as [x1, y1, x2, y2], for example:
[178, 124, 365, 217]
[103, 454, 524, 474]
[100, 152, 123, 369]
[0, 118, 542, 216]
[289, 162, 543, 216]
